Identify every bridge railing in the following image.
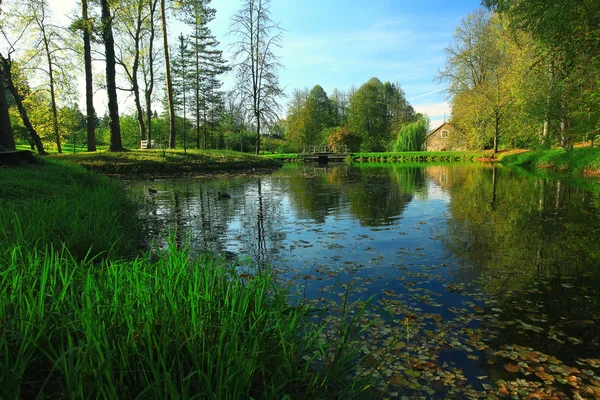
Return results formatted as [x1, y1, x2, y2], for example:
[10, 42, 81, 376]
[303, 145, 348, 154]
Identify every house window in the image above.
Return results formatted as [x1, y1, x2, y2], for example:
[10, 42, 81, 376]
[442, 130, 448, 139]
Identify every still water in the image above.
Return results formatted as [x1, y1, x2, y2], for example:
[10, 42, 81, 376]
[123, 163, 600, 398]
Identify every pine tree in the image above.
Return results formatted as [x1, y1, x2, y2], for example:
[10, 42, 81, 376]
[181, 0, 228, 149]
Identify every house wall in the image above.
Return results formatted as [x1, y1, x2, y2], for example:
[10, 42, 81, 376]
[424, 125, 453, 151]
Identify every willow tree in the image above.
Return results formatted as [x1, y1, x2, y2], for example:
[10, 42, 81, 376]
[230, 0, 283, 155]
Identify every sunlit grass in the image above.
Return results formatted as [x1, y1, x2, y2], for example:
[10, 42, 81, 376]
[501, 147, 600, 176]
[47, 148, 281, 175]
[262, 150, 497, 162]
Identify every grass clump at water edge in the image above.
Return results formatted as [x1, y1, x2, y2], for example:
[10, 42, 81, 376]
[0, 158, 139, 260]
[0, 240, 376, 399]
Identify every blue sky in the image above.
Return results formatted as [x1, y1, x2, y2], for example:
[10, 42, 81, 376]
[209, 0, 484, 129]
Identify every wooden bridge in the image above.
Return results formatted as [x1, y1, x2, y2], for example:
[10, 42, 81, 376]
[300, 145, 350, 164]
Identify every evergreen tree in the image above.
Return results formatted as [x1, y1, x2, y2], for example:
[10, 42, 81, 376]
[181, 0, 228, 149]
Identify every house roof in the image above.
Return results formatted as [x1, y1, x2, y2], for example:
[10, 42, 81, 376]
[425, 122, 454, 139]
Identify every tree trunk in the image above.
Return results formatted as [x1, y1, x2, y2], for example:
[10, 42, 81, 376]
[493, 110, 499, 153]
[0, 54, 46, 154]
[101, 0, 123, 151]
[132, 0, 146, 147]
[255, 114, 261, 155]
[0, 71, 16, 151]
[161, 0, 176, 149]
[144, 0, 157, 148]
[82, 0, 96, 152]
[41, 30, 62, 153]
[195, 23, 201, 150]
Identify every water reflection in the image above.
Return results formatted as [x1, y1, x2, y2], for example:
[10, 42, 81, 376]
[122, 163, 600, 398]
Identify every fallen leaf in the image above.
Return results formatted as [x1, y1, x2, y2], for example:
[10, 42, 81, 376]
[504, 363, 520, 373]
[535, 371, 555, 382]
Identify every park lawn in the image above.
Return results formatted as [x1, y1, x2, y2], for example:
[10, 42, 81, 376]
[47, 148, 282, 175]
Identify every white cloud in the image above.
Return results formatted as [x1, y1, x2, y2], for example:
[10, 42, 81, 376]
[414, 102, 450, 119]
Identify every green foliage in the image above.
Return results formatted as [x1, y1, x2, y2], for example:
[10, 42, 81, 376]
[286, 85, 336, 151]
[347, 78, 415, 152]
[350, 150, 494, 162]
[393, 114, 429, 152]
[328, 126, 362, 152]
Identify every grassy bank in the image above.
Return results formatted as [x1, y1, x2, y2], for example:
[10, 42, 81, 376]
[500, 147, 600, 176]
[263, 150, 496, 163]
[0, 244, 371, 399]
[0, 158, 139, 260]
[0, 159, 375, 399]
[49, 149, 282, 176]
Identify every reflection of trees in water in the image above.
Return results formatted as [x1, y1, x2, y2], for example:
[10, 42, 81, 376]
[442, 166, 600, 282]
[285, 164, 426, 227]
[345, 165, 422, 226]
[438, 166, 600, 359]
[285, 165, 347, 223]
[130, 180, 234, 257]
[232, 178, 287, 267]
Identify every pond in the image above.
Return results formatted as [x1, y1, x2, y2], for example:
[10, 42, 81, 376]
[122, 163, 600, 399]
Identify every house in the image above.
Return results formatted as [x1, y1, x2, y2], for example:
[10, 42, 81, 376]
[423, 122, 463, 151]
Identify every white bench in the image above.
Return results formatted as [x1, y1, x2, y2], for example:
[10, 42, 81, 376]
[140, 140, 155, 149]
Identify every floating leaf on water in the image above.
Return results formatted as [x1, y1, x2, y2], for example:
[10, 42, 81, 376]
[404, 369, 421, 378]
[535, 371, 555, 382]
[504, 363, 520, 373]
[389, 375, 409, 387]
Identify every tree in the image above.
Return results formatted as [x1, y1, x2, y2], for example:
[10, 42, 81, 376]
[0, 68, 15, 151]
[394, 113, 429, 152]
[80, 0, 96, 151]
[484, 0, 600, 150]
[286, 85, 334, 150]
[160, 0, 176, 148]
[329, 88, 348, 126]
[328, 127, 361, 152]
[141, 0, 159, 148]
[101, 0, 123, 151]
[347, 78, 389, 151]
[115, 0, 150, 148]
[0, 54, 46, 154]
[230, 0, 283, 155]
[172, 33, 193, 153]
[0, 0, 13, 150]
[439, 10, 514, 152]
[6, 0, 75, 153]
[180, 0, 228, 150]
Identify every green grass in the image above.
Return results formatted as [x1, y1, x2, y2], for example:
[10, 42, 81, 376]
[0, 158, 139, 260]
[263, 150, 495, 162]
[0, 156, 380, 399]
[0, 242, 376, 399]
[349, 150, 494, 162]
[500, 147, 600, 176]
[48, 149, 282, 175]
